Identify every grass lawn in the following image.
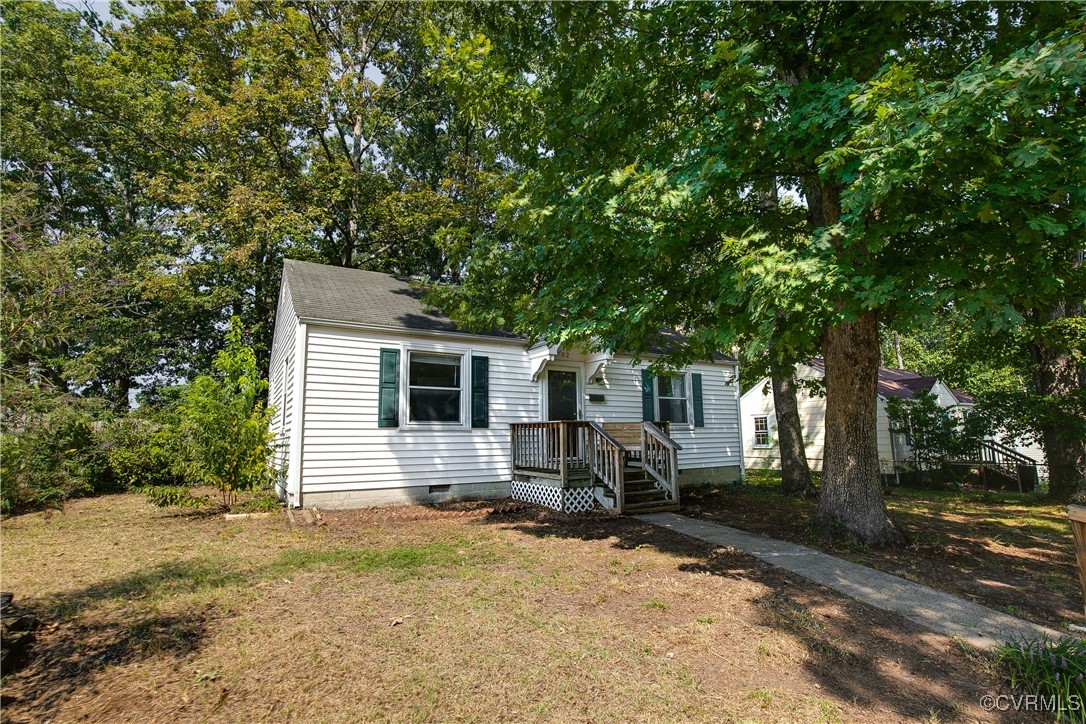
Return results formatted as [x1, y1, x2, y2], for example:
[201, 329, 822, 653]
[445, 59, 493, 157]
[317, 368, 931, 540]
[684, 471, 1082, 631]
[0, 493, 1049, 722]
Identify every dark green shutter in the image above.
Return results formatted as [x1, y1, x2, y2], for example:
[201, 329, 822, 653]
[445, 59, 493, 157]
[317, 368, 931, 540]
[691, 372, 705, 427]
[378, 348, 400, 428]
[471, 355, 489, 428]
[641, 368, 654, 421]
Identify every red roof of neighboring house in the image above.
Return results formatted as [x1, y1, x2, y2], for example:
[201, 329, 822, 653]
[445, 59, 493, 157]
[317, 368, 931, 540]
[808, 359, 974, 404]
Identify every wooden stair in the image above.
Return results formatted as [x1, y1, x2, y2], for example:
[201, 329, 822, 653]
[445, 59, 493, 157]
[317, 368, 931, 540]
[599, 467, 678, 513]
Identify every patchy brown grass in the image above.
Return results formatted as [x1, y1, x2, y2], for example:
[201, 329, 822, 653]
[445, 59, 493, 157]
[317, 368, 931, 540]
[684, 473, 1081, 630]
[0, 492, 1046, 722]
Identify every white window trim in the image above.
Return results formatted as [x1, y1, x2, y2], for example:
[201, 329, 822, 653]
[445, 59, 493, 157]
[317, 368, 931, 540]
[399, 342, 472, 430]
[654, 371, 693, 428]
[752, 415, 772, 448]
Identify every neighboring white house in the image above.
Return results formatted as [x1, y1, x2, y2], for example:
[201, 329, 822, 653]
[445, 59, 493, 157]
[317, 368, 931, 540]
[269, 260, 744, 511]
[739, 360, 976, 473]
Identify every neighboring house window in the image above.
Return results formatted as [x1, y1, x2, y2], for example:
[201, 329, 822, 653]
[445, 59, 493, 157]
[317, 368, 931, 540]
[408, 352, 462, 423]
[656, 375, 688, 424]
[753, 416, 771, 447]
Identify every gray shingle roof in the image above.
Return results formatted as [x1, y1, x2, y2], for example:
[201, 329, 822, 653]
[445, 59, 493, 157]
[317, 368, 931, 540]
[282, 259, 521, 340]
[646, 329, 735, 363]
[281, 260, 737, 363]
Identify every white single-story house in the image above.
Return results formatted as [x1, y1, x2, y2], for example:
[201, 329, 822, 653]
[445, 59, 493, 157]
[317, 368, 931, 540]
[740, 361, 1045, 489]
[268, 260, 744, 513]
[739, 360, 976, 473]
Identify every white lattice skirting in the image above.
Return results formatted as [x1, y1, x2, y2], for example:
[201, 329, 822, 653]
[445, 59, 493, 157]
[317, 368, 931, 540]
[511, 480, 598, 513]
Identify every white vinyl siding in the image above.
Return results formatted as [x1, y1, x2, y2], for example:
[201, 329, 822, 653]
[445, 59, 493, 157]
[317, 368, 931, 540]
[267, 284, 299, 494]
[287, 322, 743, 502]
[585, 357, 742, 471]
[298, 325, 536, 494]
[740, 363, 917, 472]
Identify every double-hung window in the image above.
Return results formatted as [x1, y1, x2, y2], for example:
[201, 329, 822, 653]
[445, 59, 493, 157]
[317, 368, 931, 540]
[407, 352, 462, 423]
[656, 375, 688, 424]
[753, 416, 770, 447]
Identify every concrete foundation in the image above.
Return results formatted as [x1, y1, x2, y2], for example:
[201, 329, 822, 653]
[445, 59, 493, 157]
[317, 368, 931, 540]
[297, 481, 511, 510]
[678, 465, 743, 487]
[297, 465, 742, 510]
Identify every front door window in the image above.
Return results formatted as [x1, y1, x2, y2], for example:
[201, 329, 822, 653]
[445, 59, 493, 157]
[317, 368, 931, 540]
[547, 370, 578, 420]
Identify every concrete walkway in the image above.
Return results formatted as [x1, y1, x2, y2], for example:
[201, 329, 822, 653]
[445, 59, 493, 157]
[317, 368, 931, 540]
[639, 512, 1061, 650]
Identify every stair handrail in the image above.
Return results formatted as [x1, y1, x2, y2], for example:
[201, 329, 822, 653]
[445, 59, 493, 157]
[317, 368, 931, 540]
[588, 422, 627, 453]
[642, 421, 683, 451]
[587, 422, 626, 512]
[981, 439, 1036, 467]
[641, 421, 681, 506]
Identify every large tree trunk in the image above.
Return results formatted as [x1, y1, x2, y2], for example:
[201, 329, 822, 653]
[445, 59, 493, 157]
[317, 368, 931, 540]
[1033, 325, 1085, 501]
[802, 174, 901, 546]
[1034, 247, 1085, 500]
[815, 310, 904, 545]
[772, 376, 815, 497]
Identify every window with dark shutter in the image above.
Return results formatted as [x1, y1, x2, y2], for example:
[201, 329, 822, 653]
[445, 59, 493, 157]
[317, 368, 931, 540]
[407, 352, 462, 423]
[378, 348, 400, 427]
[655, 375, 688, 424]
[471, 356, 489, 428]
[641, 368, 654, 421]
[691, 372, 705, 427]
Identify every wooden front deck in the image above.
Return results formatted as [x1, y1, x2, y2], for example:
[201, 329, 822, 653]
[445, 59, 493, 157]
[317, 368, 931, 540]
[510, 420, 682, 514]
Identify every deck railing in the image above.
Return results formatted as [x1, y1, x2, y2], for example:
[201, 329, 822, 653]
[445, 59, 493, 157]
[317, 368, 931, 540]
[511, 419, 684, 514]
[641, 421, 682, 505]
[510, 421, 590, 476]
[957, 439, 1038, 492]
[586, 422, 626, 509]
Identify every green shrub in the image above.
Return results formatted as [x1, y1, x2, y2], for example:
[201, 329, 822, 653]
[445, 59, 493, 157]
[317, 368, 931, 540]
[0, 381, 113, 514]
[170, 317, 279, 510]
[97, 415, 188, 490]
[140, 484, 208, 509]
[233, 490, 282, 513]
[886, 390, 988, 472]
[997, 635, 1086, 721]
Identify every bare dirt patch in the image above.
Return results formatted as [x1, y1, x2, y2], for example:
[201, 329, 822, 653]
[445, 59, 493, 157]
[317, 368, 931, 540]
[0, 493, 1045, 722]
[684, 474, 1081, 630]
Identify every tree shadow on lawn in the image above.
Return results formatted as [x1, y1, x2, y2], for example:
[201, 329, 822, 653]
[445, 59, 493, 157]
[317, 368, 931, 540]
[5, 541, 483, 719]
[477, 508, 1023, 722]
[4, 605, 217, 719]
[683, 485, 1080, 627]
[3, 560, 242, 719]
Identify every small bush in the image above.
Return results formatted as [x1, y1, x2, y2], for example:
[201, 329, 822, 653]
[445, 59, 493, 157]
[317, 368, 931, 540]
[97, 415, 188, 490]
[0, 382, 113, 513]
[233, 491, 282, 513]
[141, 485, 208, 509]
[997, 635, 1086, 721]
[174, 317, 280, 509]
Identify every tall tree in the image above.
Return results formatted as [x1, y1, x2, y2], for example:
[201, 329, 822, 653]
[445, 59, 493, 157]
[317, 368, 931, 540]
[430, 2, 1078, 543]
[109, 0, 507, 371]
[3, 0, 509, 397]
[772, 376, 816, 497]
[845, 11, 1086, 497]
[2, 0, 201, 407]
